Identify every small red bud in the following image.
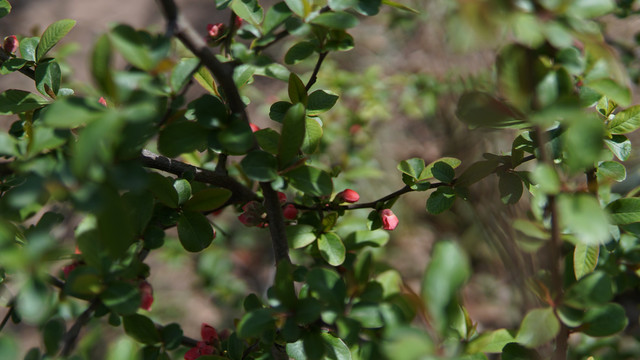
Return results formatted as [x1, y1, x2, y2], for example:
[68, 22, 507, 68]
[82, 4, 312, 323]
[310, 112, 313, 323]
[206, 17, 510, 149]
[234, 16, 243, 29]
[249, 123, 260, 132]
[98, 97, 107, 107]
[337, 189, 360, 203]
[283, 204, 298, 220]
[62, 262, 78, 278]
[277, 192, 287, 204]
[380, 209, 399, 231]
[139, 280, 154, 311]
[207, 23, 225, 38]
[201, 323, 218, 344]
[184, 347, 201, 360]
[3, 35, 18, 54]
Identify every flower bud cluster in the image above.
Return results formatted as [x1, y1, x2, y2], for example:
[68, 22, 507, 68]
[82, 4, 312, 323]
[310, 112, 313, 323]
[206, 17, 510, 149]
[184, 323, 221, 360]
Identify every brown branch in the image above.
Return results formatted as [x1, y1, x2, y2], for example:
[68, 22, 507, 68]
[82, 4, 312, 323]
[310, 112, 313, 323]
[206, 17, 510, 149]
[253, 30, 290, 53]
[61, 299, 100, 356]
[260, 182, 291, 264]
[305, 52, 328, 91]
[0, 302, 14, 332]
[139, 149, 258, 204]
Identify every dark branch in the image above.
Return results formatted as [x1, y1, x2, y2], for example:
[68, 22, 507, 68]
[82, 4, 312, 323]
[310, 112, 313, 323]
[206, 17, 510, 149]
[306, 52, 328, 91]
[0, 302, 14, 332]
[260, 182, 291, 264]
[139, 149, 259, 204]
[61, 300, 100, 356]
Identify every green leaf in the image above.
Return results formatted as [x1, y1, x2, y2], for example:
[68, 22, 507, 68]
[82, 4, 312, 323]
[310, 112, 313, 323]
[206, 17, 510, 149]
[0, 90, 48, 115]
[308, 90, 339, 115]
[608, 105, 640, 134]
[123, 314, 161, 345]
[36, 19, 76, 62]
[397, 158, 425, 179]
[97, 189, 135, 259]
[19, 37, 40, 62]
[606, 198, 640, 225]
[91, 34, 116, 98]
[278, 103, 306, 169]
[318, 232, 346, 266]
[173, 179, 192, 205]
[237, 309, 275, 338]
[466, 329, 516, 353]
[264, 2, 293, 33]
[285, 165, 333, 197]
[568, 0, 615, 18]
[597, 161, 626, 182]
[565, 271, 612, 309]
[426, 186, 456, 214]
[242, 150, 279, 181]
[287, 224, 317, 248]
[194, 66, 218, 94]
[501, 343, 541, 360]
[516, 307, 559, 348]
[109, 24, 153, 71]
[310, 12, 359, 30]
[344, 229, 389, 250]
[431, 161, 455, 183]
[288, 73, 308, 105]
[100, 282, 142, 315]
[558, 194, 610, 245]
[218, 119, 254, 155]
[456, 91, 524, 129]
[420, 157, 461, 180]
[43, 318, 65, 355]
[573, 243, 599, 280]
[177, 211, 214, 252]
[0, 132, 17, 156]
[269, 101, 292, 123]
[274, 261, 297, 309]
[255, 127, 280, 154]
[582, 303, 628, 337]
[0, 0, 10, 18]
[160, 323, 183, 351]
[605, 135, 631, 161]
[231, 0, 264, 26]
[382, 0, 418, 13]
[586, 78, 631, 107]
[170, 58, 200, 93]
[157, 121, 208, 158]
[531, 163, 561, 195]
[183, 188, 232, 212]
[148, 173, 179, 208]
[41, 96, 106, 128]
[0, 58, 27, 74]
[284, 0, 310, 17]
[421, 241, 470, 333]
[302, 117, 323, 154]
[233, 63, 256, 88]
[285, 41, 316, 65]
[499, 172, 523, 205]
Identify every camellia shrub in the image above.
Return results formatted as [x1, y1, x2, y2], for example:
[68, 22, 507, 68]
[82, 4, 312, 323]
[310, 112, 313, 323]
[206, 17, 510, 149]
[2, 0, 640, 359]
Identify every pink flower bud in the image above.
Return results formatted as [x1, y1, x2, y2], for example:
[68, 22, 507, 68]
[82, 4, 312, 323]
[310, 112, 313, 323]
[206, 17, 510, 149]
[337, 189, 360, 203]
[277, 192, 287, 204]
[98, 97, 107, 107]
[207, 23, 225, 38]
[197, 341, 215, 355]
[380, 209, 398, 231]
[249, 123, 260, 132]
[283, 204, 298, 220]
[234, 16, 243, 29]
[201, 323, 218, 344]
[139, 280, 154, 311]
[3, 35, 18, 54]
[184, 347, 200, 360]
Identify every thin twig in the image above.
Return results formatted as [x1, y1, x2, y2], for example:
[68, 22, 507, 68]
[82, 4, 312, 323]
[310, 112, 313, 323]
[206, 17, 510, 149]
[260, 182, 291, 264]
[305, 52, 328, 90]
[60, 299, 100, 356]
[0, 302, 14, 332]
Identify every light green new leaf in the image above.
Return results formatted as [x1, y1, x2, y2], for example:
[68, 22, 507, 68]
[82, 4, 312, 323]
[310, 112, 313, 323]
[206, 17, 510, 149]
[231, 0, 264, 26]
[516, 307, 559, 348]
[310, 12, 359, 30]
[608, 105, 640, 134]
[558, 194, 610, 245]
[318, 232, 346, 266]
[36, 19, 76, 62]
[574, 243, 599, 280]
[278, 103, 306, 169]
[606, 198, 640, 225]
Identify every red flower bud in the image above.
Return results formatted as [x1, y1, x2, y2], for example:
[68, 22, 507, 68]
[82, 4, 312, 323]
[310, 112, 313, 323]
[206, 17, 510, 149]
[283, 204, 298, 220]
[201, 323, 218, 344]
[277, 192, 287, 204]
[234, 16, 243, 29]
[139, 280, 154, 311]
[207, 23, 225, 38]
[184, 347, 200, 360]
[62, 262, 78, 278]
[249, 123, 260, 132]
[380, 209, 398, 231]
[3, 35, 18, 54]
[337, 189, 360, 203]
[199, 342, 215, 355]
[98, 97, 107, 107]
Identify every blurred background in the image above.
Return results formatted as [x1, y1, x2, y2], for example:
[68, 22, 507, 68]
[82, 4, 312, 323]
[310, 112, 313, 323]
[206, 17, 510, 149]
[2, 0, 640, 358]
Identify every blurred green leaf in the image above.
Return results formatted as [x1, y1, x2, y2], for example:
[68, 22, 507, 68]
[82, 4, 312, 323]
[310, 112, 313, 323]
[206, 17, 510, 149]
[531, 163, 560, 195]
[318, 232, 346, 266]
[148, 173, 179, 208]
[218, 119, 254, 155]
[558, 193, 610, 245]
[573, 243, 599, 280]
[232, 0, 264, 26]
[581, 303, 627, 337]
[237, 309, 275, 338]
[36, 19, 76, 62]
[177, 211, 214, 252]
[285, 165, 333, 197]
[344, 229, 389, 250]
[568, 0, 615, 18]
[586, 79, 631, 107]
[274, 261, 297, 309]
[456, 91, 525, 128]
[0, 58, 27, 74]
[123, 314, 161, 345]
[381, 0, 418, 13]
[92, 34, 116, 98]
[170, 58, 199, 93]
[499, 172, 523, 205]
[191, 94, 228, 128]
[0, 90, 48, 115]
[270, 101, 292, 123]
[284, 0, 310, 17]
[100, 281, 142, 315]
[0, 0, 10, 18]
[42, 318, 65, 355]
[565, 271, 612, 309]
[310, 12, 359, 29]
[501, 343, 541, 360]
[109, 24, 154, 70]
[516, 307, 559, 348]
[466, 328, 516, 353]
[157, 120, 208, 157]
[160, 323, 183, 350]
[606, 198, 640, 225]
[41, 96, 103, 128]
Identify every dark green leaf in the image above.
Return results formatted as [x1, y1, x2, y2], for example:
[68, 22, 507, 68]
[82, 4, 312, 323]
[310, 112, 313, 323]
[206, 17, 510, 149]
[233, 64, 256, 88]
[431, 161, 455, 183]
[218, 119, 254, 155]
[241, 150, 279, 181]
[344, 230, 389, 250]
[278, 103, 306, 168]
[318, 232, 346, 266]
[100, 282, 142, 315]
[285, 165, 333, 197]
[269, 101, 292, 122]
[41, 96, 104, 128]
[0, 90, 48, 115]
[0, 58, 27, 74]
[516, 307, 559, 348]
[255, 127, 280, 154]
[160, 323, 183, 350]
[456, 91, 525, 129]
[501, 343, 541, 360]
[91, 34, 115, 98]
[36, 19, 76, 62]
[288, 73, 308, 105]
[123, 314, 161, 345]
[582, 303, 627, 337]
[148, 173, 179, 208]
[43, 318, 65, 355]
[420, 157, 461, 180]
[606, 198, 640, 225]
[426, 186, 456, 214]
[183, 188, 232, 212]
[232, 0, 264, 26]
[307, 90, 339, 115]
[177, 211, 214, 252]
[499, 172, 523, 205]
[237, 309, 275, 338]
[310, 12, 359, 30]
[285, 41, 316, 65]
[157, 121, 208, 158]
[565, 271, 612, 309]
[191, 94, 228, 128]
[274, 261, 297, 309]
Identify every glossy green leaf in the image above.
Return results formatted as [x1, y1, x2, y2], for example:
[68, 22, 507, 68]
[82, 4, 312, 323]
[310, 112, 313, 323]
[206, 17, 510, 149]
[605, 135, 632, 161]
[573, 243, 599, 280]
[173, 179, 192, 205]
[308, 90, 339, 115]
[237, 309, 275, 338]
[597, 161, 626, 182]
[397, 158, 425, 179]
[318, 232, 346, 266]
[36, 19, 76, 62]
[302, 117, 323, 154]
[100, 281, 142, 315]
[558, 193, 610, 245]
[582, 303, 627, 337]
[0, 0, 10, 18]
[565, 271, 612, 309]
[269, 101, 292, 123]
[157, 121, 208, 158]
[421, 157, 461, 180]
[288, 73, 308, 105]
[286, 165, 333, 197]
[426, 186, 456, 214]
[123, 314, 161, 345]
[287, 224, 317, 249]
[606, 198, 640, 225]
[177, 211, 214, 252]
[431, 161, 455, 183]
[0, 90, 48, 115]
[20, 37, 40, 62]
[516, 307, 559, 348]
[499, 172, 523, 205]
[231, 0, 264, 26]
[255, 127, 280, 154]
[242, 150, 279, 181]
[183, 188, 232, 212]
[608, 105, 640, 134]
[278, 103, 306, 168]
[285, 41, 315, 65]
[310, 12, 359, 29]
